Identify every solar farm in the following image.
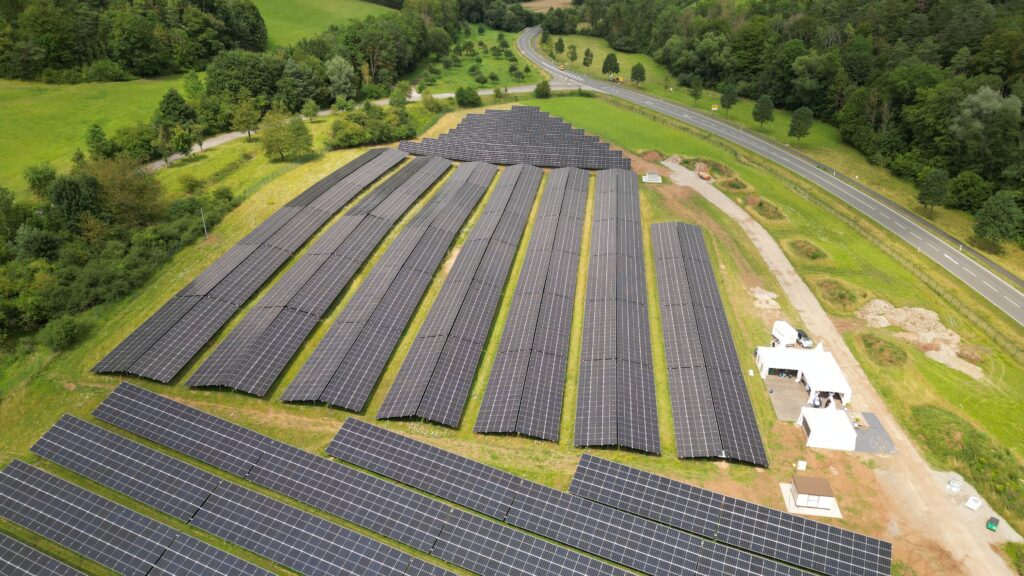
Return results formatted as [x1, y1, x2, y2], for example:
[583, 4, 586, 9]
[2, 106, 895, 575]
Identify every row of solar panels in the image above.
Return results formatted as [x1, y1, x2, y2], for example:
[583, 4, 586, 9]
[4, 384, 890, 576]
[652, 222, 769, 466]
[576, 169, 661, 454]
[399, 106, 631, 170]
[377, 164, 543, 426]
[475, 166, 589, 441]
[94, 148, 408, 382]
[187, 155, 453, 396]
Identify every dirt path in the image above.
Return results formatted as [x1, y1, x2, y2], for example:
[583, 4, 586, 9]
[660, 159, 1020, 576]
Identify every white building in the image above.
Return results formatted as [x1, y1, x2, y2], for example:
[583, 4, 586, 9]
[755, 344, 852, 405]
[797, 405, 857, 451]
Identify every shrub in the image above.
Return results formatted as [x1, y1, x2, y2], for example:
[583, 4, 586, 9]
[860, 333, 907, 367]
[81, 59, 133, 82]
[534, 80, 551, 99]
[38, 316, 91, 351]
[179, 174, 206, 196]
[455, 86, 482, 108]
[790, 239, 826, 260]
[817, 279, 858, 311]
[753, 199, 784, 220]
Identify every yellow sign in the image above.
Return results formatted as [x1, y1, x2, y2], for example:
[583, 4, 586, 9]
[711, 104, 720, 111]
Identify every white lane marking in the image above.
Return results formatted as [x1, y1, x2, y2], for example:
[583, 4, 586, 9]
[982, 280, 995, 290]
[1006, 296, 1021, 308]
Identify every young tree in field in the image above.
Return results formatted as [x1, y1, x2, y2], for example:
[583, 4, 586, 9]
[231, 96, 261, 141]
[688, 76, 703, 104]
[325, 56, 357, 101]
[973, 190, 1023, 244]
[788, 106, 813, 141]
[455, 86, 482, 107]
[155, 88, 196, 129]
[541, 29, 550, 45]
[301, 99, 320, 121]
[917, 167, 950, 216]
[389, 81, 411, 108]
[170, 125, 197, 158]
[583, 48, 593, 68]
[534, 80, 551, 98]
[261, 111, 312, 161]
[719, 83, 738, 116]
[753, 95, 774, 127]
[568, 45, 577, 62]
[630, 63, 646, 86]
[182, 70, 205, 105]
[555, 37, 565, 54]
[602, 53, 619, 75]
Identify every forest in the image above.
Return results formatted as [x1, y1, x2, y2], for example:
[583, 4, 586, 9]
[543, 0, 1024, 246]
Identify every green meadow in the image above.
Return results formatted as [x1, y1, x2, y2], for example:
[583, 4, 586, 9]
[251, 0, 393, 46]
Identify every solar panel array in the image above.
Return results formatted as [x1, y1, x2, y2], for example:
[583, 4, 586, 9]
[0, 533, 83, 576]
[378, 164, 542, 427]
[93, 148, 406, 383]
[28, 412, 450, 576]
[187, 156, 451, 397]
[571, 455, 893, 576]
[399, 106, 631, 170]
[651, 222, 768, 466]
[0, 460, 273, 576]
[576, 169, 659, 454]
[475, 167, 588, 441]
[92, 383, 634, 576]
[329, 419, 817, 576]
[282, 161, 499, 409]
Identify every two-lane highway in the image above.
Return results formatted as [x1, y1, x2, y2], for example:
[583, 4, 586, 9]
[517, 27, 1024, 326]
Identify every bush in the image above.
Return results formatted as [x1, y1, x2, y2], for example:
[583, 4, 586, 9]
[790, 239, 826, 260]
[81, 59, 133, 82]
[38, 316, 91, 351]
[753, 199, 784, 220]
[860, 333, 908, 367]
[455, 86, 482, 108]
[534, 80, 552, 99]
[817, 278, 859, 311]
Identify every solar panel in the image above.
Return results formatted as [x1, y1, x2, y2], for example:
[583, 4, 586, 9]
[0, 460, 178, 575]
[149, 534, 276, 576]
[379, 165, 542, 427]
[94, 148, 407, 383]
[0, 533, 83, 576]
[570, 455, 893, 576]
[31, 414, 222, 521]
[284, 162, 499, 409]
[650, 222, 767, 466]
[576, 169, 659, 454]
[476, 167, 587, 441]
[189, 156, 451, 397]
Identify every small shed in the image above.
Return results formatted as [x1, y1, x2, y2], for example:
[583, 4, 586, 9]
[797, 405, 857, 451]
[642, 173, 663, 184]
[791, 475, 835, 510]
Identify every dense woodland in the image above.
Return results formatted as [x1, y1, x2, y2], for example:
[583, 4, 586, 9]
[543, 0, 1024, 246]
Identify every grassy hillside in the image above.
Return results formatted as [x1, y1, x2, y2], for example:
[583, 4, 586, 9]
[0, 77, 183, 198]
[251, 0, 393, 46]
[544, 34, 1024, 279]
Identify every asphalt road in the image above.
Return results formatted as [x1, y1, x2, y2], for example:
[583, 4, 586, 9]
[518, 27, 1024, 326]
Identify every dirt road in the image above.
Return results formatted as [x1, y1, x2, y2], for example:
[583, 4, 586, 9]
[660, 159, 1020, 576]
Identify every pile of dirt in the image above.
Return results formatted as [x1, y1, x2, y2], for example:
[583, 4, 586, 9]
[856, 299, 983, 380]
[642, 150, 663, 162]
[749, 287, 780, 310]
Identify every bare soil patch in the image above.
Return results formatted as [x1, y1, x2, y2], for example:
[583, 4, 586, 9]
[857, 299, 984, 380]
[749, 286, 781, 310]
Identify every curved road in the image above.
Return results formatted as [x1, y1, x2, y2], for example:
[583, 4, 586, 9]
[518, 27, 1024, 326]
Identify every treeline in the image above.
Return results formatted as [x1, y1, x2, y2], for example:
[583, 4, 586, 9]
[545, 0, 1024, 246]
[0, 0, 266, 81]
[0, 156, 240, 350]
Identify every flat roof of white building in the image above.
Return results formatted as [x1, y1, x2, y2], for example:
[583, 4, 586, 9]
[756, 344, 852, 401]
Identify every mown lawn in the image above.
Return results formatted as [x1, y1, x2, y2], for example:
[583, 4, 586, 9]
[250, 0, 393, 46]
[405, 26, 542, 95]
[544, 34, 1024, 278]
[0, 76, 184, 198]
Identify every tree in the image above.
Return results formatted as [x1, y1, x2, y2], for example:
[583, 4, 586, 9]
[583, 48, 593, 68]
[261, 112, 313, 161]
[170, 125, 199, 158]
[688, 76, 703, 104]
[753, 95, 774, 127]
[301, 99, 320, 121]
[182, 70, 206, 105]
[950, 171, 992, 213]
[974, 190, 1023, 244]
[554, 37, 564, 54]
[602, 53, 619, 75]
[541, 29, 550, 45]
[568, 45, 577, 62]
[85, 124, 119, 159]
[917, 167, 950, 216]
[389, 81, 411, 108]
[325, 56, 357, 101]
[23, 163, 56, 198]
[154, 89, 196, 129]
[534, 80, 551, 99]
[788, 106, 813, 141]
[232, 96, 261, 141]
[631, 63, 646, 86]
[455, 86, 482, 107]
[720, 83, 738, 116]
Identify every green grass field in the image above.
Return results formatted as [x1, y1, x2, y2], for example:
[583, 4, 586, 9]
[0, 76, 184, 198]
[0, 95, 1017, 573]
[405, 27, 542, 95]
[545, 34, 1024, 279]
[251, 0, 393, 46]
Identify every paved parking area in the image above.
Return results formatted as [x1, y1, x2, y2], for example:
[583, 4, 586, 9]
[855, 412, 897, 454]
